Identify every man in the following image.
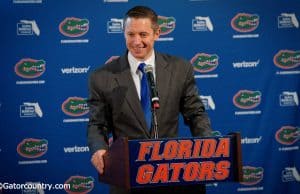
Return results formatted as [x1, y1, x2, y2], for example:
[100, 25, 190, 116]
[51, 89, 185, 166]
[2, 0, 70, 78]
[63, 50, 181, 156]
[87, 5, 212, 194]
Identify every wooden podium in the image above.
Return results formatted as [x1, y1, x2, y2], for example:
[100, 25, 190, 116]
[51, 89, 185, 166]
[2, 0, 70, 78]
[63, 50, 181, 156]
[99, 133, 242, 189]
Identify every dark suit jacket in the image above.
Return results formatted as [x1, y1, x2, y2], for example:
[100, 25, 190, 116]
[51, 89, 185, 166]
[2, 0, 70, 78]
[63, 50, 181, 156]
[87, 51, 212, 194]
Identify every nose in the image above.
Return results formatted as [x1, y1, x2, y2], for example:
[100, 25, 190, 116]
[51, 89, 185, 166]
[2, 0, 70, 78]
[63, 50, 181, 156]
[132, 35, 142, 44]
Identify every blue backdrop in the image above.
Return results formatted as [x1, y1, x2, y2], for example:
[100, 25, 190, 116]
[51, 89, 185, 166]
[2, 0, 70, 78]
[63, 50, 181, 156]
[0, 0, 299, 194]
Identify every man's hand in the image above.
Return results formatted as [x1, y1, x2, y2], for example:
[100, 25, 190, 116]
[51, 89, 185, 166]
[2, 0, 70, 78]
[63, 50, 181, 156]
[91, 149, 107, 174]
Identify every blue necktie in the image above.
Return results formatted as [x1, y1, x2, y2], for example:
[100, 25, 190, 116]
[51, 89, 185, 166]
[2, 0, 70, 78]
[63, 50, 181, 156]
[138, 63, 152, 130]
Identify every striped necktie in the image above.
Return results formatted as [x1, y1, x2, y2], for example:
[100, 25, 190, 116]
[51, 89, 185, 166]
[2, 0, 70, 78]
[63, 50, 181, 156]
[138, 63, 152, 130]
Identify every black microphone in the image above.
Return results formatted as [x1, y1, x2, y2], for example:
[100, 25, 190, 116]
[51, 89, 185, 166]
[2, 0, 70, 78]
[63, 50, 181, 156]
[144, 65, 160, 109]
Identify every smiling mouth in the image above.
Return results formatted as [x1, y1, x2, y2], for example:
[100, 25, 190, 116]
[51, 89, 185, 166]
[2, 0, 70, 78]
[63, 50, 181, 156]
[133, 47, 145, 52]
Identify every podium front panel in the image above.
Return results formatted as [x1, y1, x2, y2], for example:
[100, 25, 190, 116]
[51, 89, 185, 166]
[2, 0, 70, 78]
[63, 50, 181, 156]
[128, 134, 242, 188]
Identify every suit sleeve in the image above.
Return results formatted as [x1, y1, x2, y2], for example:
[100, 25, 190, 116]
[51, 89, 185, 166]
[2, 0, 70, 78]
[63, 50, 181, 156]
[180, 62, 212, 137]
[87, 71, 111, 154]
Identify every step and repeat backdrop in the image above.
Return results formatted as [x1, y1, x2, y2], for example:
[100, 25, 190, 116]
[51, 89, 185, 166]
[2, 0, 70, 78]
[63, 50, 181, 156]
[0, 0, 299, 194]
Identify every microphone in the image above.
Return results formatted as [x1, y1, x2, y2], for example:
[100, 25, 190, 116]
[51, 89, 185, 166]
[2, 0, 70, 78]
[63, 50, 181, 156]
[144, 65, 160, 109]
[144, 64, 159, 139]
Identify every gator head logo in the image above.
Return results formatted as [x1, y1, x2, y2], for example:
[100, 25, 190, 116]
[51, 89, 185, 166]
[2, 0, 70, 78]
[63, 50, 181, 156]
[62, 97, 89, 117]
[241, 166, 263, 185]
[15, 58, 46, 79]
[17, 138, 48, 158]
[158, 16, 176, 35]
[191, 53, 219, 73]
[59, 17, 89, 37]
[105, 56, 120, 64]
[211, 131, 222, 137]
[233, 90, 261, 109]
[275, 126, 299, 145]
[231, 13, 259, 33]
[64, 176, 94, 194]
[273, 50, 300, 69]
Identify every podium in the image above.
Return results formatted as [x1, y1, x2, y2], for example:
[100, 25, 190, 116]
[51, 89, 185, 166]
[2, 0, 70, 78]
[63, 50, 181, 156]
[99, 133, 242, 189]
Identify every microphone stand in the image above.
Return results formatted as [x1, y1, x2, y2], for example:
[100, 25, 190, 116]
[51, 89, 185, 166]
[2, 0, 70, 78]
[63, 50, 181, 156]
[151, 102, 159, 139]
[144, 64, 160, 139]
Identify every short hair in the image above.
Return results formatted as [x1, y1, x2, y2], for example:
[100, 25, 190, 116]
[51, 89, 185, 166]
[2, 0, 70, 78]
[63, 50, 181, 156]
[124, 6, 159, 31]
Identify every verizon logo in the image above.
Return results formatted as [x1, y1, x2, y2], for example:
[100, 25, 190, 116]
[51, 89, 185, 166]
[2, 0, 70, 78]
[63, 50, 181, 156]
[64, 146, 89, 153]
[61, 66, 90, 74]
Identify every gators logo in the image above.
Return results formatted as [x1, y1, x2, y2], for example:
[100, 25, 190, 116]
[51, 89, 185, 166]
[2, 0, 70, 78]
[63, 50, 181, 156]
[59, 17, 89, 37]
[15, 58, 46, 79]
[191, 53, 219, 73]
[65, 176, 94, 194]
[158, 16, 176, 35]
[17, 138, 48, 158]
[273, 50, 300, 69]
[241, 166, 263, 185]
[211, 131, 222, 137]
[62, 97, 89, 117]
[275, 126, 299, 145]
[231, 13, 259, 33]
[233, 90, 261, 109]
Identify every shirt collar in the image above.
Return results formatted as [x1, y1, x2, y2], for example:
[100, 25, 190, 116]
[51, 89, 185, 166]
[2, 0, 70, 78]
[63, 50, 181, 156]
[128, 50, 155, 74]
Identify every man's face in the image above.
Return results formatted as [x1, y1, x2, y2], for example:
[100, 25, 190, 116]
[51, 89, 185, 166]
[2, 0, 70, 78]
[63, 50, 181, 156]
[124, 17, 160, 61]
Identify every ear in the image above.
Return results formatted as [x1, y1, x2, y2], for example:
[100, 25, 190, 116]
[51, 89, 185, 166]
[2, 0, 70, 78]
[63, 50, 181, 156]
[154, 28, 161, 40]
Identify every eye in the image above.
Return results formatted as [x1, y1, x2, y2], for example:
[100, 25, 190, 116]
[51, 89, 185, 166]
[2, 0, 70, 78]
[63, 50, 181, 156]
[140, 32, 148, 38]
[127, 32, 135, 37]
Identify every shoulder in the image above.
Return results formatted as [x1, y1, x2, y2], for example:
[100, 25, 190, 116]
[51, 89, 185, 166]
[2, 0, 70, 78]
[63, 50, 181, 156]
[90, 55, 125, 78]
[156, 52, 193, 73]
[94, 57, 121, 73]
[156, 52, 191, 66]
[88, 58, 120, 88]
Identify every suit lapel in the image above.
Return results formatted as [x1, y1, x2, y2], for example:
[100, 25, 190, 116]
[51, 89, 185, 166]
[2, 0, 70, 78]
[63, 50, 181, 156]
[155, 53, 172, 120]
[114, 55, 151, 136]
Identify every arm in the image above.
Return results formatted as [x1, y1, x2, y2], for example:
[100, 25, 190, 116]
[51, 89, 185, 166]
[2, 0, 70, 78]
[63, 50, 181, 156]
[180, 62, 212, 137]
[87, 71, 111, 174]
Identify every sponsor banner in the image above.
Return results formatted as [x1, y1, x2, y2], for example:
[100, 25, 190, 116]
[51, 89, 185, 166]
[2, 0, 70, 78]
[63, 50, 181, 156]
[237, 166, 264, 191]
[279, 91, 299, 107]
[282, 167, 300, 182]
[157, 15, 175, 41]
[64, 176, 94, 194]
[191, 53, 219, 79]
[231, 13, 260, 39]
[192, 16, 213, 32]
[17, 138, 48, 159]
[17, 20, 40, 36]
[62, 97, 89, 123]
[59, 17, 89, 44]
[232, 60, 260, 69]
[278, 13, 299, 29]
[2, 2, 299, 194]
[107, 18, 123, 33]
[61, 65, 91, 74]
[233, 90, 262, 115]
[63, 145, 89, 153]
[211, 131, 222, 137]
[200, 95, 215, 110]
[15, 58, 46, 85]
[17, 138, 48, 165]
[275, 126, 299, 151]
[241, 136, 262, 144]
[274, 50, 300, 75]
[20, 102, 43, 118]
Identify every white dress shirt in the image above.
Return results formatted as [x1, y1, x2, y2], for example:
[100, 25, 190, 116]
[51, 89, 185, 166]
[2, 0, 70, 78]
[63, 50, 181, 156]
[128, 51, 156, 100]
